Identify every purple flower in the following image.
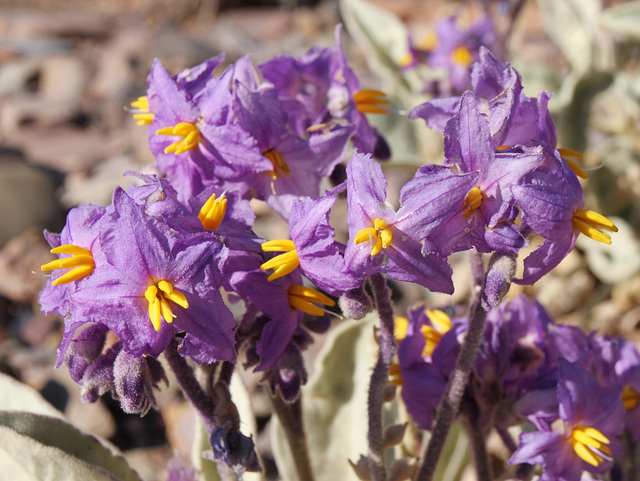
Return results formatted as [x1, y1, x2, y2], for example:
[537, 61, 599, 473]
[511, 170, 618, 284]
[70, 188, 236, 364]
[344, 151, 477, 292]
[509, 359, 624, 480]
[260, 25, 391, 159]
[260, 193, 362, 296]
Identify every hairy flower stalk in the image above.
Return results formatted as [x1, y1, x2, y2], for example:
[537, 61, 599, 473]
[416, 253, 516, 481]
[367, 273, 397, 481]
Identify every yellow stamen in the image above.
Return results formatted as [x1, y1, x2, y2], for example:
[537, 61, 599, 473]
[41, 244, 95, 286]
[496, 145, 511, 151]
[421, 309, 452, 356]
[572, 209, 618, 245]
[622, 385, 639, 410]
[354, 218, 394, 256]
[569, 426, 612, 467]
[389, 362, 403, 386]
[451, 45, 473, 67]
[198, 192, 227, 231]
[263, 149, 291, 180]
[287, 284, 335, 316]
[416, 32, 438, 51]
[463, 187, 483, 219]
[557, 147, 587, 179]
[398, 52, 414, 68]
[157, 122, 201, 154]
[261, 239, 296, 252]
[260, 241, 300, 281]
[144, 280, 189, 332]
[128, 96, 154, 125]
[353, 89, 389, 115]
[394, 316, 409, 341]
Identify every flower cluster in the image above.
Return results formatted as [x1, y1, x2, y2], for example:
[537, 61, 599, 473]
[396, 295, 636, 480]
[399, 15, 500, 96]
[38, 21, 622, 478]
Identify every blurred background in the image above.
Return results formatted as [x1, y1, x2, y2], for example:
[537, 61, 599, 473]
[1, 0, 640, 480]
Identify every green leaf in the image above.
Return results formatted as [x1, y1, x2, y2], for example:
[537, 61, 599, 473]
[601, 1, 640, 40]
[271, 315, 381, 481]
[0, 411, 141, 481]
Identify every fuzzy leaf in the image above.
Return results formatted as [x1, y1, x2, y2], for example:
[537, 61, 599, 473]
[536, 0, 600, 74]
[601, 1, 640, 40]
[0, 413, 141, 481]
[271, 314, 381, 481]
[0, 372, 65, 419]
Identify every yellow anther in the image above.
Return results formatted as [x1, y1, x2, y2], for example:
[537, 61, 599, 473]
[144, 280, 189, 332]
[389, 362, 403, 386]
[398, 52, 414, 68]
[451, 45, 473, 67]
[572, 209, 618, 245]
[416, 32, 438, 51]
[496, 145, 511, 151]
[426, 309, 452, 333]
[463, 187, 483, 219]
[260, 243, 300, 281]
[353, 89, 389, 115]
[41, 244, 95, 286]
[261, 239, 296, 252]
[129, 96, 155, 125]
[569, 426, 612, 467]
[287, 284, 335, 317]
[157, 122, 201, 154]
[622, 385, 639, 410]
[421, 309, 452, 356]
[354, 218, 394, 256]
[263, 149, 291, 180]
[394, 316, 409, 341]
[198, 192, 227, 231]
[557, 147, 587, 179]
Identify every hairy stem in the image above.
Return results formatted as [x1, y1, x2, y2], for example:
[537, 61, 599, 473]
[462, 401, 492, 481]
[416, 254, 516, 481]
[271, 393, 316, 481]
[164, 338, 216, 431]
[366, 273, 397, 481]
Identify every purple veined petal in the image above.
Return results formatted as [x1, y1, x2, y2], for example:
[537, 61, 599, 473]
[384, 236, 454, 293]
[515, 235, 577, 285]
[481, 148, 544, 200]
[508, 431, 561, 466]
[395, 164, 479, 240]
[409, 97, 461, 132]
[147, 59, 198, 124]
[443, 91, 495, 174]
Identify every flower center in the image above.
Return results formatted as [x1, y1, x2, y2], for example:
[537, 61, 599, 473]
[198, 192, 227, 231]
[417, 32, 438, 51]
[557, 147, 587, 179]
[569, 425, 612, 467]
[144, 280, 189, 332]
[622, 385, 639, 410]
[287, 284, 335, 316]
[263, 149, 291, 180]
[260, 239, 300, 281]
[572, 209, 618, 245]
[353, 89, 390, 115]
[156, 122, 201, 154]
[463, 187, 483, 219]
[451, 45, 473, 67]
[421, 309, 452, 356]
[354, 218, 393, 256]
[129, 96, 154, 125]
[41, 244, 95, 286]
